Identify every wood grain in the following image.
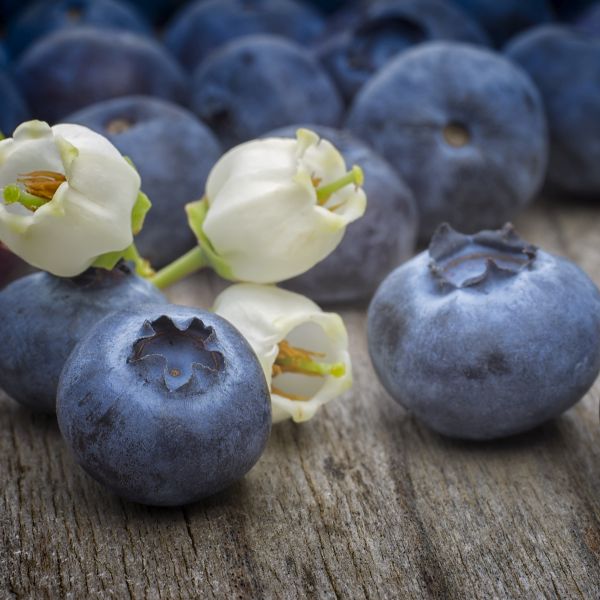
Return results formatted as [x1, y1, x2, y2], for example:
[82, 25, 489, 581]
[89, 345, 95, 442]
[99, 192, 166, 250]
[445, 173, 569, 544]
[1, 201, 599, 599]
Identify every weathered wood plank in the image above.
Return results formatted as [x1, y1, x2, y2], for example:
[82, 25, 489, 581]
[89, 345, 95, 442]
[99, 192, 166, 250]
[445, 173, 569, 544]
[1, 200, 599, 599]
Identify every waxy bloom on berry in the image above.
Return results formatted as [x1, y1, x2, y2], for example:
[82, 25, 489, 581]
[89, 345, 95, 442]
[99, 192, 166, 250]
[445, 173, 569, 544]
[214, 283, 352, 423]
[0, 120, 145, 277]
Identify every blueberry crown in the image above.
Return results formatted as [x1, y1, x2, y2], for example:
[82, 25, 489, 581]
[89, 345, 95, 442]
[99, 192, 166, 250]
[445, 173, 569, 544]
[129, 315, 225, 392]
[428, 223, 537, 289]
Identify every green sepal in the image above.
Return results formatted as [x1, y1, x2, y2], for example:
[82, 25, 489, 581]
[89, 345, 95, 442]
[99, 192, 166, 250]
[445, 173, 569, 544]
[132, 190, 151, 235]
[92, 243, 154, 278]
[185, 198, 234, 280]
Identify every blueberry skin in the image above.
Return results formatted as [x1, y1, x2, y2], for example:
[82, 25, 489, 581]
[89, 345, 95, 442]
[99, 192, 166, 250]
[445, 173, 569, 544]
[317, 0, 490, 103]
[0, 266, 166, 413]
[57, 305, 272, 506]
[164, 0, 324, 72]
[267, 124, 418, 305]
[346, 42, 548, 241]
[16, 27, 188, 123]
[6, 0, 151, 58]
[575, 3, 600, 35]
[549, 0, 594, 21]
[506, 26, 600, 197]
[450, 0, 554, 47]
[191, 35, 342, 149]
[66, 96, 222, 268]
[0, 69, 30, 135]
[368, 224, 600, 440]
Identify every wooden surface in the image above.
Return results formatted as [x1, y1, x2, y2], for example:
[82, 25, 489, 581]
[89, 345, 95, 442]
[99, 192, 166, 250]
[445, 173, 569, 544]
[1, 201, 600, 599]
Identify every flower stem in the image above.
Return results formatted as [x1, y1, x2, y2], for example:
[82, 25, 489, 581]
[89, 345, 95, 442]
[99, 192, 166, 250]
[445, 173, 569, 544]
[149, 247, 208, 289]
[316, 165, 364, 205]
[122, 243, 155, 279]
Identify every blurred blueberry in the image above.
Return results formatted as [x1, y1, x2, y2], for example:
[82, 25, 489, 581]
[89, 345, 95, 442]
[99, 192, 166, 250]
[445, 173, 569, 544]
[6, 0, 151, 58]
[0, 43, 8, 67]
[347, 42, 548, 241]
[575, 3, 600, 35]
[57, 304, 271, 506]
[267, 124, 417, 305]
[164, 0, 324, 72]
[125, 0, 186, 24]
[0, 0, 24, 21]
[0, 70, 30, 135]
[191, 35, 342, 149]
[305, 0, 351, 14]
[0, 264, 167, 414]
[368, 223, 600, 440]
[551, 0, 596, 21]
[451, 0, 554, 46]
[66, 96, 221, 268]
[16, 27, 188, 123]
[506, 26, 600, 197]
[317, 0, 490, 103]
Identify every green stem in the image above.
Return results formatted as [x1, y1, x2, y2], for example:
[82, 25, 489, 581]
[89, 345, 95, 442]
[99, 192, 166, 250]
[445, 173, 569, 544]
[149, 247, 208, 290]
[316, 165, 364, 205]
[122, 242, 154, 279]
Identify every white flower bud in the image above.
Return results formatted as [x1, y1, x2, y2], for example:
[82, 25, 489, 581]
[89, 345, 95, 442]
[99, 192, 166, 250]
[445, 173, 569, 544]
[213, 283, 352, 423]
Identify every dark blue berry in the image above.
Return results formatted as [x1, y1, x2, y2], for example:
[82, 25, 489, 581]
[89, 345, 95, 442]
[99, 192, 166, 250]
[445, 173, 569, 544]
[347, 42, 548, 240]
[57, 304, 271, 506]
[0, 264, 166, 413]
[368, 224, 600, 440]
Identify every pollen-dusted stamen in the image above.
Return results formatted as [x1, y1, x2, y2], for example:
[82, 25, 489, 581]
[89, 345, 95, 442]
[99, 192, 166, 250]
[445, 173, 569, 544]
[315, 165, 364, 207]
[18, 171, 66, 200]
[272, 340, 346, 379]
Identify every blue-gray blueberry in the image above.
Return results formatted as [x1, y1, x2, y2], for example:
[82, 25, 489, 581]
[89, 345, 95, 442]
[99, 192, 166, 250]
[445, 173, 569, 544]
[191, 35, 342, 149]
[16, 27, 188, 123]
[66, 96, 222, 268]
[57, 304, 271, 506]
[0, 264, 166, 413]
[6, 0, 151, 58]
[506, 26, 600, 197]
[267, 124, 417, 305]
[450, 0, 554, 46]
[347, 42, 548, 241]
[0, 70, 29, 135]
[165, 0, 324, 72]
[317, 0, 489, 103]
[368, 223, 600, 440]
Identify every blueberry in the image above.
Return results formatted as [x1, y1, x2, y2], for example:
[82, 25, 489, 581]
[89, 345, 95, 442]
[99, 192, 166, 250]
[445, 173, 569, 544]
[450, 0, 555, 47]
[66, 96, 222, 268]
[125, 0, 186, 24]
[575, 3, 600, 34]
[16, 27, 188, 123]
[191, 35, 342, 149]
[346, 42, 548, 241]
[57, 304, 271, 506]
[164, 0, 324, 72]
[266, 124, 418, 305]
[0, 69, 30, 135]
[551, 0, 595, 21]
[368, 223, 600, 440]
[6, 0, 151, 58]
[317, 0, 490, 103]
[0, 264, 166, 413]
[506, 26, 600, 197]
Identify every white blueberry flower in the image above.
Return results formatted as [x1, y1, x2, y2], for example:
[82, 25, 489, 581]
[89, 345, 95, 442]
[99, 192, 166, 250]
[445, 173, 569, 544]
[0, 120, 145, 277]
[186, 128, 366, 284]
[213, 283, 352, 423]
